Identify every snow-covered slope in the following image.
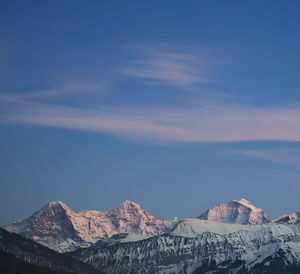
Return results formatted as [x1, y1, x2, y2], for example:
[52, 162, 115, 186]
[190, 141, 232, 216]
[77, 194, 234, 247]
[71, 223, 300, 274]
[4, 200, 175, 252]
[198, 198, 271, 224]
[170, 218, 259, 238]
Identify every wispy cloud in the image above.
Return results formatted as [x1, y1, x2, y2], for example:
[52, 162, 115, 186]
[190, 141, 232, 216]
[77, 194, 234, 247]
[122, 45, 212, 91]
[4, 83, 106, 101]
[24, 83, 106, 99]
[0, 82, 107, 113]
[236, 149, 300, 167]
[2, 92, 300, 143]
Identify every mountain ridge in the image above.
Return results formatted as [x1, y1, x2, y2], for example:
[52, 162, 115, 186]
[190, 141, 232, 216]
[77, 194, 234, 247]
[4, 198, 299, 253]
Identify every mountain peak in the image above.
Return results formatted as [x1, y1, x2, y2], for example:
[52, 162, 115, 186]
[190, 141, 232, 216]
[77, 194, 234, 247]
[48, 200, 67, 207]
[198, 198, 271, 224]
[118, 200, 142, 210]
[238, 198, 251, 204]
[233, 198, 259, 211]
[27, 201, 72, 220]
[122, 200, 139, 206]
[45, 201, 72, 212]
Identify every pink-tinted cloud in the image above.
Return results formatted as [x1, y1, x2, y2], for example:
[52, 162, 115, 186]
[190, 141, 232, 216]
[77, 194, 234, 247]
[2, 92, 300, 143]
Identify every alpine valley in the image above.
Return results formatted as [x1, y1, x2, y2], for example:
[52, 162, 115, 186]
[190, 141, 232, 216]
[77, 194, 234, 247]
[3, 198, 300, 274]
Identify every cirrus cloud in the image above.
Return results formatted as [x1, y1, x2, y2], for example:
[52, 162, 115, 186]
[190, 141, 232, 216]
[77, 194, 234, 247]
[2, 91, 300, 143]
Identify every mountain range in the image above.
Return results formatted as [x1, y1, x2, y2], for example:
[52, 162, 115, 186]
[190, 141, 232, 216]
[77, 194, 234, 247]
[3, 198, 300, 273]
[4, 200, 175, 252]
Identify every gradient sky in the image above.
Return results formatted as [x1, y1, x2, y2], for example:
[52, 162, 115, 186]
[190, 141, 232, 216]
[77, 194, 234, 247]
[1, 0, 300, 225]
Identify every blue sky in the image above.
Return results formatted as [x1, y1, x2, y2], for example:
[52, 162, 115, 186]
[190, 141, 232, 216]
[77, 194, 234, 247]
[1, 1, 300, 225]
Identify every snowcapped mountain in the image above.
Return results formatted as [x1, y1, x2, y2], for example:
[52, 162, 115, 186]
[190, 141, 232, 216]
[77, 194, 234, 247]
[4, 198, 300, 273]
[66, 199, 300, 273]
[4, 200, 175, 252]
[4, 201, 90, 252]
[274, 212, 300, 224]
[198, 198, 271, 224]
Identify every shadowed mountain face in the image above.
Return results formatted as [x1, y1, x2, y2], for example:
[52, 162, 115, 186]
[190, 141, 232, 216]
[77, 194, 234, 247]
[198, 198, 271, 224]
[0, 228, 104, 274]
[4, 200, 176, 252]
